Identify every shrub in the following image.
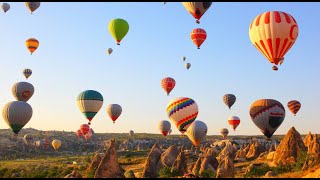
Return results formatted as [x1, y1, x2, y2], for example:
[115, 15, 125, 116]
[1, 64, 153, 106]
[158, 167, 179, 178]
[200, 169, 216, 178]
[244, 165, 272, 178]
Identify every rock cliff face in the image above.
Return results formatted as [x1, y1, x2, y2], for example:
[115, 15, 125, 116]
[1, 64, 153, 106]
[94, 139, 125, 178]
[141, 143, 163, 178]
[272, 127, 307, 166]
[171, 148, 188, 176]
[160, 144, 180, 167]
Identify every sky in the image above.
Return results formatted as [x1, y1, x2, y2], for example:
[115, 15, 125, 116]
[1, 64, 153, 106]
[0, 2, 319, 136]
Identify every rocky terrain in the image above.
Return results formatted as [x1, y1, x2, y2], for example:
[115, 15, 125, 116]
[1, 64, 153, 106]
[0, 127, 319, 178]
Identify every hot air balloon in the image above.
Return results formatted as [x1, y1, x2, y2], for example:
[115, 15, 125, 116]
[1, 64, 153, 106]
[84, 129, 92, 141]
[77, 90, 103, 125]
[12, 82, 34, 102]
[166, 97, 198, 134]
[1, 3, 10, 13]
[52, 139, 61, 150]
[220, 128, 229, 139]
[287, 100, 301, 116]
[228, 116, 240, 131]
[183, 56, 186, 61]
[43, 138, 50, 149]
[158, 120, 171, 137]
[168, 129, 172, 135]
[107, 48, 113, 55]
[106, 104, 122, 124]
[23, 134, 33, 145]
[76, 129, 83, 138]
[2, 101, 33, 135]
[25, 38, 39, 55]
[23, 69, 32, 80]
[161, 77, 176, 96]
[185, 63, 191, 70]
[182, 2, 212, 24]
[35, 140, 43, 148]
[249, 99, 286, 140]
[80, 124, 90, 136]
[249, 11, 299, 70]
[129, 130, 134, 136]
[190, 28, 207, 49]
[186, 120, 207, 146]
[108, 18, 129, 45]
[163, 2, 166, 5]
[272, 66, 278, 71]
[25, 2, 40, 14]
[223, 94, 236, 110]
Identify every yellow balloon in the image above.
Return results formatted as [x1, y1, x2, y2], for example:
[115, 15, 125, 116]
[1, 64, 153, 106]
[52, 139, 61, 150]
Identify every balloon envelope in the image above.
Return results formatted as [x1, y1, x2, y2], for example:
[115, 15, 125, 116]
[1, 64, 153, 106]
[25, 2, 40, 14]
[1, 3, 10, 13]
[129, 130, 134, 136]
[107, 48, 113, 55]
[220, 128, 229, 139]
[52, 139, 61, 150]
[287, 100, 301, 116]
[186, 120, 207, 146]
[80, 124, 90, 135]
[23, 134, 33, 145]
[23, 69, 32, 80]
[161, 77, 176, 96]
[108, 18, 129, 45]
[249, 99, 286, 139]
[228, 116, 240, 131]
[185, 63, 191, 70]
[166, 97, 198, 134]
[77, 90, 103, 125]
[223, 94, 236, 109]
[249, 11, 299, 66]
[182, 2, 212, 24]
[25, 38, 39, 54]
[2, 101, 33, 135]
[12, 82, 34, 102]
[190, 28, 207, 49]
[158, 120, 171, 136]
[106, 104, 122, 123]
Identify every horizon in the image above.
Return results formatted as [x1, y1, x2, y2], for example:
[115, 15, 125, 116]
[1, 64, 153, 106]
[0, 2, 319, 137]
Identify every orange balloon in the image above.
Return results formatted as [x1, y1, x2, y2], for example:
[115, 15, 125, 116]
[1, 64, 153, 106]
[161, 77, 176, 96]
[190, 28, 207, 49]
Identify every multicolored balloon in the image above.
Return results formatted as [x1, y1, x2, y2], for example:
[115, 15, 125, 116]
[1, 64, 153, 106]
[185, 63, 191, 70]
[52, 139, 61, 150]
[106, 104, 122, 123]
[2, 101, 33, 135]
[287, 100, 301, 116]
[249, 11, 299, 70]
[182, 2, 212, 24]
[186, 120, 207, 146]
[108, 18, 129, 45]
[249, 99, 286, 139]
[166, 97, 198, 134]
[25, 2, 40, 14]
[43, 138, 50, 149]
[228, 116, 240, 131]
[1, 3, 10, 13]
[190, 28, 207, 49]
[11, 82, 34, 102]
[161, 77, 176, 96]
[77, 90, 103, 125]
[23, 69, 32, 80]
[223, 94, 236, 110]
[25, 38, 39, 55]
[80, 124, 90, 136]
[220, 128, 229, 139]
[158, 120, 171, 137]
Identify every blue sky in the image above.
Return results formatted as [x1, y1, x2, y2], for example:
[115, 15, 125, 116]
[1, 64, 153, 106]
[0, 2, 319, 136]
